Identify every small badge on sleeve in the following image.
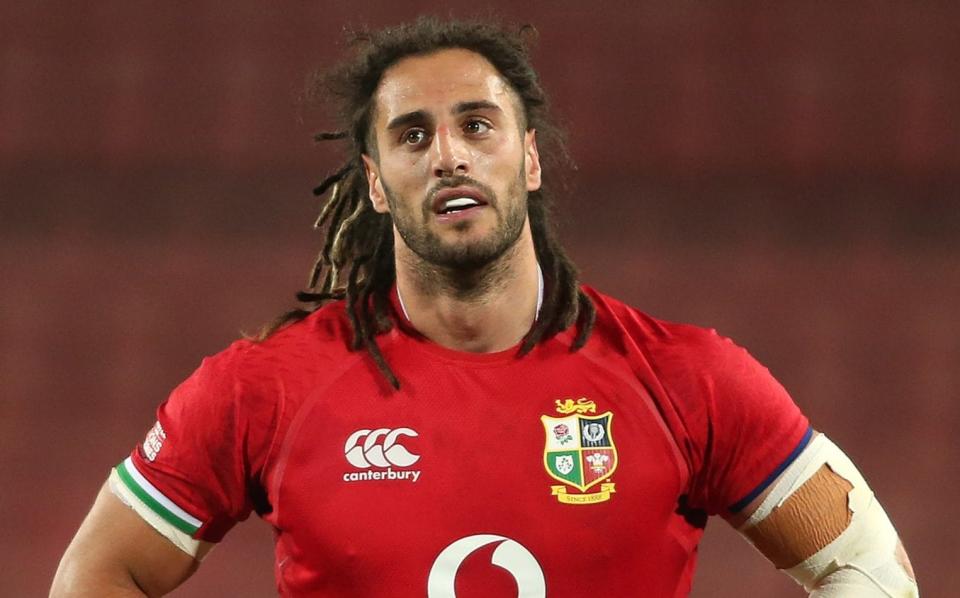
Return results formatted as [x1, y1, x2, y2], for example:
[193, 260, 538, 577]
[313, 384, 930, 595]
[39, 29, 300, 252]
[142, 421, 166, 462]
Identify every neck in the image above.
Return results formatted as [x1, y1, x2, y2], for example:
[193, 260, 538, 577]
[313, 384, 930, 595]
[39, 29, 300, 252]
[394, 221, 541, 353]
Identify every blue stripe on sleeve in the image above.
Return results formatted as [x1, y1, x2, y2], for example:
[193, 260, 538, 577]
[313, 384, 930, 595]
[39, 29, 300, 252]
[728, 426, 814, 514]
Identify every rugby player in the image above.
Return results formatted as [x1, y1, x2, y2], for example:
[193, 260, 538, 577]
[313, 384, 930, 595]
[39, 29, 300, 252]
[51, 18, 918, 597]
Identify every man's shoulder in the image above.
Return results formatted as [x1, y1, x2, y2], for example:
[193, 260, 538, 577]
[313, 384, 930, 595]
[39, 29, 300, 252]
[252, 300, 353, 351]
[199, 300, 357, 386]
[583, 285, 726, 355]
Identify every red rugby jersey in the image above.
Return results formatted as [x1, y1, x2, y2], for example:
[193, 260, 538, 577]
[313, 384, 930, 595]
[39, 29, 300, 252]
[120, 286, 810, 597]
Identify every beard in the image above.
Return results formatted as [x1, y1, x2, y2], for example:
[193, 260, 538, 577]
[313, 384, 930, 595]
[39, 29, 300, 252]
[383, 168, 528, 271]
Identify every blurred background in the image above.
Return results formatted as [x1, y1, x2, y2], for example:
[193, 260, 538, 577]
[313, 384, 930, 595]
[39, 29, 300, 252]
[2, 1, 957, 596]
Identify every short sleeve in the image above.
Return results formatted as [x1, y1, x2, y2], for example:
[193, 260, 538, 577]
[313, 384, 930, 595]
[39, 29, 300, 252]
[657, 327, 811, 516]
[117, 341, 271, 543]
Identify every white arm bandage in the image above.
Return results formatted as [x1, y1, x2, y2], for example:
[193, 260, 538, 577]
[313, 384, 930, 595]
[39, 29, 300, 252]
[739, 435, 918, 597]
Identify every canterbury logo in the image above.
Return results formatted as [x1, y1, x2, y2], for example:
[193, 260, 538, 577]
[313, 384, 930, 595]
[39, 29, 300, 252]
[344, 428, 420, 468]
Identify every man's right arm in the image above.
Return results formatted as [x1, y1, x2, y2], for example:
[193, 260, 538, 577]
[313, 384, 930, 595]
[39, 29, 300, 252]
[50, 480, 200, 597]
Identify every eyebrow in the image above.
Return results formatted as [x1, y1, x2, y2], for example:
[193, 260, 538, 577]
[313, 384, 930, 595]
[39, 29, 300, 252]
[384, 101, 505, 132]
[453, 100, 503, 115]
[386, 110, 429, 132]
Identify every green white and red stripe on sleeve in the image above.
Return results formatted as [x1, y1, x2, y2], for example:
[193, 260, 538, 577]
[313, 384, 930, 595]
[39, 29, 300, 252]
[110, 456, 210, 557]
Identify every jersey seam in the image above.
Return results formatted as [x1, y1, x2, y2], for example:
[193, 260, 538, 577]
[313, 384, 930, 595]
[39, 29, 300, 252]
[589, 295, 699, 490]
[551, 322, 691, 493]
[267, 348, 373, 531]
[229, 341, 260, 523]
[258, 373, 288, 493]
[230, 339, 289, 497]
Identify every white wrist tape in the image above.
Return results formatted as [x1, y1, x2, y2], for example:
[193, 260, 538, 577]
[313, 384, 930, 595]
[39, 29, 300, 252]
[739, 435, 918, 597]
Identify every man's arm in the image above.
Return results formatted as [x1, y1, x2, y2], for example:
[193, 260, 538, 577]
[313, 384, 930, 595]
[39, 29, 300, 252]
[730, 432, 918, 596]
[50, 480, 201, 597]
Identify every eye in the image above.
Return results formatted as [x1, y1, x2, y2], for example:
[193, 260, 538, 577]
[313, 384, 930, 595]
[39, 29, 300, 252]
[402, 128, 428, 145]
[463, 119, 492, 135]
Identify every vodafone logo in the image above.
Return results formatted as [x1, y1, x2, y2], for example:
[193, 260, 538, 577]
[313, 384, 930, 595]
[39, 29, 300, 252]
[342, 427, 421, 483]
[427, 535, 546, 598]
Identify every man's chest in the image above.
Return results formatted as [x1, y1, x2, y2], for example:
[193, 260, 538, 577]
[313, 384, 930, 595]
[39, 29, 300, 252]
[264, 354, 699, 596]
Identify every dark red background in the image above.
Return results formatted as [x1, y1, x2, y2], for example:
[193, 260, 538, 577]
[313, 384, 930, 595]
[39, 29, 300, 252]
[2, 2, 956, 596]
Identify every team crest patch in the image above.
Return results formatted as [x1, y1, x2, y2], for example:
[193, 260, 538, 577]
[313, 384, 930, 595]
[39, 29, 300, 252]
[541, 399, 617, 505]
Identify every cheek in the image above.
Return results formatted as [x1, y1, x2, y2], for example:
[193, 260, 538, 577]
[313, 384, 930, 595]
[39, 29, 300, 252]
[474, 137, 520, 172]
[382, 154, 428, 190]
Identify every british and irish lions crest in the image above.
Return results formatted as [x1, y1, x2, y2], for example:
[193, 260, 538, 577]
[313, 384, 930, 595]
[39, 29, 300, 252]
[541, 398, 618, 504]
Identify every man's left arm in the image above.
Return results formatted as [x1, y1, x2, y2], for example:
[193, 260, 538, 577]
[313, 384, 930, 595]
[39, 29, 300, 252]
[730, 432, 918, 597]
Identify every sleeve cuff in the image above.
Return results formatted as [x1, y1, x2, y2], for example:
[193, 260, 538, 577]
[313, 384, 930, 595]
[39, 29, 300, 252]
[109, 459, 213, 560]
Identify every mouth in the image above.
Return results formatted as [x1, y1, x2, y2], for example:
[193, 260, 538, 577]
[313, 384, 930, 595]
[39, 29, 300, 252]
[431, 186, 490, 217]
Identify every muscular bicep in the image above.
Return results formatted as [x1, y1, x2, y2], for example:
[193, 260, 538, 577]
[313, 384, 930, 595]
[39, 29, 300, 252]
[51, 480, 206, 597]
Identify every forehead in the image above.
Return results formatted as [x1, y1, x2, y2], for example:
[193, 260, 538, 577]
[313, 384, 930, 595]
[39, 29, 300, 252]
[373, 48, 521, 123]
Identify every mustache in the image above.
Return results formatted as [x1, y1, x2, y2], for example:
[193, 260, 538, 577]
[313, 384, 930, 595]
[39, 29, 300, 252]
[425, 175, 498, 207]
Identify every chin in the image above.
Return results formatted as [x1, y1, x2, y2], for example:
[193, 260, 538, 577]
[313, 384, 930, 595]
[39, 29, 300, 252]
[433, 238, 519, 270]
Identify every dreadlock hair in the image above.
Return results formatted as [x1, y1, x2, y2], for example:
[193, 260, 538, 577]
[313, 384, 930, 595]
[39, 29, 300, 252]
[259, 16, 596, 389]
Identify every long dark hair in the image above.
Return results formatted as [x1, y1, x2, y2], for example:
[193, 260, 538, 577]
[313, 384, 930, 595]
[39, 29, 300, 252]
[261, 17, 595, 389]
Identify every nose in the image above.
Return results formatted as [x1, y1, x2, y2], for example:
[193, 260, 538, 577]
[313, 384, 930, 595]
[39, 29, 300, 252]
[430, 126, 469, 178]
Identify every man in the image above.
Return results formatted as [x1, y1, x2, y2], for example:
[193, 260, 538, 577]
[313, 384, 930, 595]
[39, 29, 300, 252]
[52, 18, 918, 597]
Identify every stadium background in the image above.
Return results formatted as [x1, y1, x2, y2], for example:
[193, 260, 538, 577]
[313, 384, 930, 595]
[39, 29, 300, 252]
[2, 1, 957, 595]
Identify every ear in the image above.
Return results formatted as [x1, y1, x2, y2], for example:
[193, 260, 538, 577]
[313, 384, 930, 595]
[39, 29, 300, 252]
[361, 154, 390, 214]
[524, 129, 542, 192]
